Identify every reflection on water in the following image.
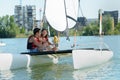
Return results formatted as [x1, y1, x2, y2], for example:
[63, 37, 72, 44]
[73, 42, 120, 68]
[0, 56, 74, 80]
[73, 61, 113, 80]
[0, 70, 14, 80]
[15, 64, 73, 80]
[26, 56, 74, 80]
[0, 60, 115, 80]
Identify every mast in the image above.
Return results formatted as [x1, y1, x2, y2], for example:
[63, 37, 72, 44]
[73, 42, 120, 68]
[43, 0, 51, 36]
[43, 0, 46, 20]
[41, 0, 46, 30]
[99, 9, 102, 36]
[99, 9, 103, 51]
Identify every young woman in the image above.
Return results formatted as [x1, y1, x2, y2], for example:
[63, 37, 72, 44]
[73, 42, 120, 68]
[41, 28, 57, 51]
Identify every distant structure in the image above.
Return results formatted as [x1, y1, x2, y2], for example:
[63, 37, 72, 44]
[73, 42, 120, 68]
[103, 10, 118, 26]
[14, 5, 23, 28]
[35, 20, 41, 28]
[14, 5, 36, 31]
[77, 17, 87, 26]
[23, 5, 36, 30]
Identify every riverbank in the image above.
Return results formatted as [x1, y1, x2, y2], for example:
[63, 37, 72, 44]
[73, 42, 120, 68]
[16, 34, 29, 38]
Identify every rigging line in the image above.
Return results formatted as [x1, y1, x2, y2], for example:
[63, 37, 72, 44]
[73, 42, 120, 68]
[64, 0, 70, 41]
[43, 0, 46, 20]
[66, 15, 77, 22]
[71, 0, 79, 47]
[48, 25, 50, 36]
[71, 29, 77, 48]
[79, 0, 84, 17]
[58, 32, 60, 42]
[40, 0, 46, 30]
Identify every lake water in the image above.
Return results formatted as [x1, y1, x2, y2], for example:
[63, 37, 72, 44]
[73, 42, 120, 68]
[0, 35, 120, 80]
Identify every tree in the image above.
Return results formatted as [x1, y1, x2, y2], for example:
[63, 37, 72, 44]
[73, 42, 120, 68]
[82, 22, 99, 36]
[114, 22, 120, 34]
[102, 15, 113, 35]
[0, 15, 21, 38]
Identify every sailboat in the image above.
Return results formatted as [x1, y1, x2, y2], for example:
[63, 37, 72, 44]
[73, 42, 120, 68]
[0, 0, 113, 70]
[45, 0, 113, 69]
[0, 41, 6, 46]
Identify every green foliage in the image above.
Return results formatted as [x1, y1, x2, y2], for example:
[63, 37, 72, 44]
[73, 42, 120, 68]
[43, 22, 48, 29]
[1, 14, 120, 38]
[49, 27, 57, 36]
[80, 14, 120, 36]
[0, 15, 21, 38]
[102, 15, 113, 35]
[42, 22, 57, 37]
[114, 22, 120, 34]
[20, 27, 25, 33]
[82, 22, 99, 36]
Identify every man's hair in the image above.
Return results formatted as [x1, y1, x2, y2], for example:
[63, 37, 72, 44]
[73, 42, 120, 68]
[33, 28, 40, 35]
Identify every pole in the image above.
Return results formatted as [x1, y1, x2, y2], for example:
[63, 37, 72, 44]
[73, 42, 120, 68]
[39, 8, 42, 28]
[99, 9, 102, 36]
[99, 9, 103, 51]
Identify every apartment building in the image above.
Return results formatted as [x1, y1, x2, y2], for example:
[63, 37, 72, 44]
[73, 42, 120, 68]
[14, 5, 36, 31]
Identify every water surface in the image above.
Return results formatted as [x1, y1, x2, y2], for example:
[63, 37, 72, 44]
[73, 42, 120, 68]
[0, 36, 120, 80]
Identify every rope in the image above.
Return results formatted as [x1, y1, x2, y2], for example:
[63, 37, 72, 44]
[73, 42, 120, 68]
[79, 0, 84, 17]
[71, 29, 77, 48]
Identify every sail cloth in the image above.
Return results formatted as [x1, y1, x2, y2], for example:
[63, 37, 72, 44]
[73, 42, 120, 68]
[45, 0, 78, 31]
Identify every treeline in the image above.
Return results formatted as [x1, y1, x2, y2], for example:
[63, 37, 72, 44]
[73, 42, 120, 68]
[79, 15, 120, 36]
[50, 15, 120, 36]
[0, 15, 120, 38]
[0, 15, 25, 38]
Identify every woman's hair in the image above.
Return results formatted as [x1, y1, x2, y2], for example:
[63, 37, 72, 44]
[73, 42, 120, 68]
[41, 28, 48, 38]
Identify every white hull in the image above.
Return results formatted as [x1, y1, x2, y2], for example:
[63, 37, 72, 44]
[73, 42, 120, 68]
[0, 49, 113, 70]
[0, 42, 6, 46]
[0, 53, 58, 70]
[72, 49, 113, 69]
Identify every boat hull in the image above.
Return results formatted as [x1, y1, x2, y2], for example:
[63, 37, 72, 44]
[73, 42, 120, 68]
[0, 49, 113, 70]
[72, 49, 113, 69]
[0, 53, 58, 70]
[0, 42, 6, 46]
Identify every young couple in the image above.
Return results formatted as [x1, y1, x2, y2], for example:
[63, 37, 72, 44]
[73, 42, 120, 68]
[27, 28, 57, 52]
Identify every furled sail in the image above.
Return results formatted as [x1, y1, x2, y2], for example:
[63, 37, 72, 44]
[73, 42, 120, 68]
[45, 0, 78, 31]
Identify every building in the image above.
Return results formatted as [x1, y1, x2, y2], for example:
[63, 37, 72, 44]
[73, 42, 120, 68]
[77, 17, 87, 26]
[14, 5, 36, 31]
[14, 5, 23, 27]
[23, 5, 36, 30]
[103, 10, 118, 26]
[35, 20, 41, 28]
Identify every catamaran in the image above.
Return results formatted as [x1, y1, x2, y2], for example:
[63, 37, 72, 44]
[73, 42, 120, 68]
[45, 0, 113, 69]
[0, 0, 113, 70]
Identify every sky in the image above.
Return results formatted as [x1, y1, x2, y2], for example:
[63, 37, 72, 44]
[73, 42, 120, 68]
[80, 0, 120, 18]
[0, 0, 120, 19]
[0, 0, 44, 19]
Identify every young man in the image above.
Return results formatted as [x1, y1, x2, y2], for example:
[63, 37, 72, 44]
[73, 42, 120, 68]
[27, 28, 43, 52]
